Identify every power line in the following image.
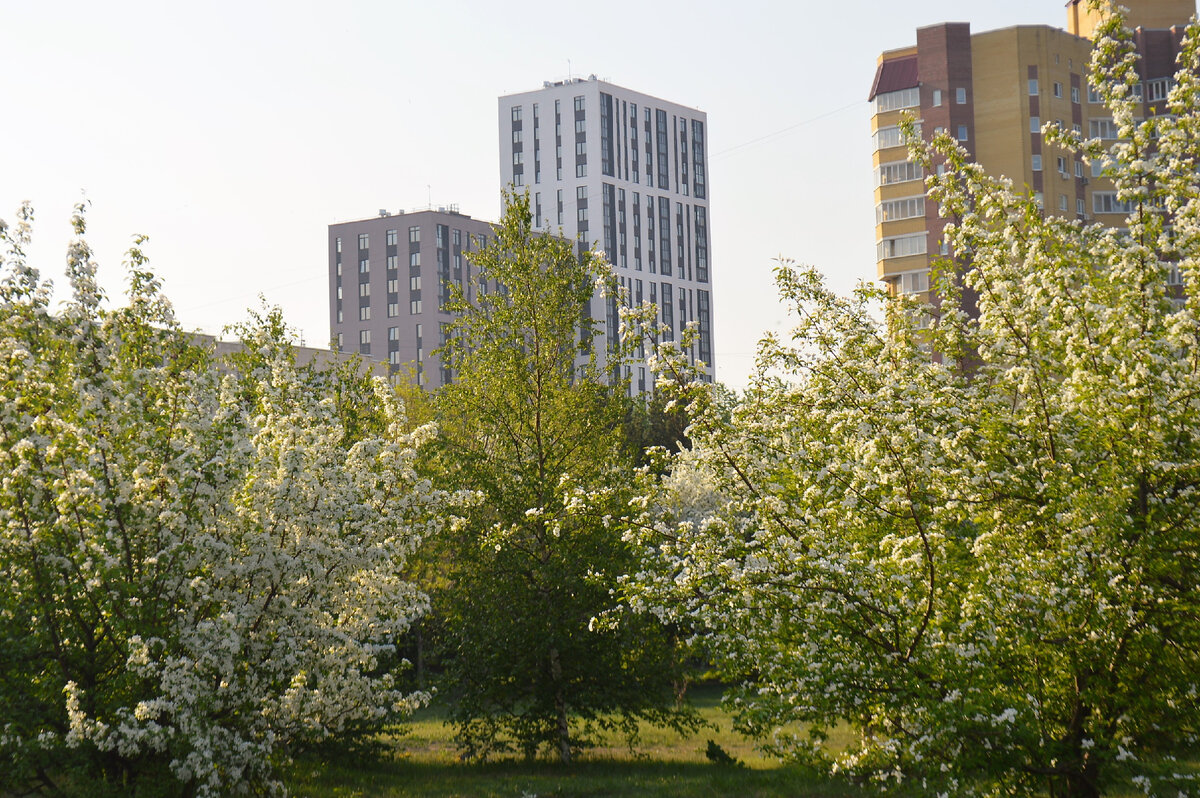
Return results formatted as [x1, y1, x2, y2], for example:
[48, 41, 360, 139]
[711, 100, 862, 159]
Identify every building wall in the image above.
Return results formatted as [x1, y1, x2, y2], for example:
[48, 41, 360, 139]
[328, 209, 495, 389]
[498, 77, 714, 391]
[869, 1, 1193, 306]
[1067, 0, 1194, 38]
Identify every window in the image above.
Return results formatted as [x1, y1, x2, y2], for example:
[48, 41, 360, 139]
[513, 151, 523, 165]
[359, 282, 370, 297]
[387, 303, 398, 318]
[1089, 118, 1119, 139]
[575, 119, 586, 134]
[410, 275, 422, 290]
[1166, 263, 1183, 285]
[337, 309, 343, 323]
[1030, 116, 1041, 133]
[409, 226, 420, 243]
[877, 233, 928, 260]
[388, 351, 401, 365]
[1093, 192, 1134, 214]
[957, 124, 969, 141]
[875, 160, 924, 187]
[956, 87, 967, 104]
[573, 95, 585, 112]
[1032, 154, 1043, 171]
[872, 123, 921, 151]
[874, 86, 920, 112]
[388, 279, 399, 296]
[1077, 198, 1086, 215]
[387, 255, 398, 270]
[1146, 77, 1173, 102]
[1053, 81, 1063, 98]
[386, 229, 397, 246]
[359, 259, 369, 274]
[388, 326, 399, 341]
[576, 186, 587, 200]
[1028, 78, 1039, 95]
[511, 106, 522, 122]
[513, 129, 522, 144]
[358, 233, 369, 250]
[336, 285, 343, 300]
[898, 270, 929, 294]
[1059, 194, 1068, 211]
[1034, 192, 1044, 209]
[1075, 161, 1084, 178]
[410, 299, 423, 314]
[335, 237, 342, 253]
[336, 262, 342, 277]
[1057, 156, 1068, 175]
[578, 207, 588, 222]
[410, 252, 421, 267]
[576, 163, 587, 177]
[932, 89, 942, 107]
[1071, 85, 1080, 103]
[359, 306, 371, 321]
[359, 330, 371, 345]
[575, 141, 586, 155]
[337, 332, 344, 349]
[876, 195, 925, 224]
[1088, 82, 1102, 103]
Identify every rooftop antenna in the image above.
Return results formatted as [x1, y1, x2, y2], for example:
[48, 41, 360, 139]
[568, 59, 572, 80]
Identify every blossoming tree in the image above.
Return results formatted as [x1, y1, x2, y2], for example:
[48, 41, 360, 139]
[0, 207, 445, 796]
[630, 6, 1200, 796]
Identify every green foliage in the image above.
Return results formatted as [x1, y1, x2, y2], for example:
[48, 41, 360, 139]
[429, 191, 700, 763]
[630, 6, 1200, 797]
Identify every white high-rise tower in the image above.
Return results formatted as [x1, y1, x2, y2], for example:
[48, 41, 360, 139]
[499, 77, 714, 391]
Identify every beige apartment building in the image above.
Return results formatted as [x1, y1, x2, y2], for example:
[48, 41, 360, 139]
[869, 0, 1194, 302]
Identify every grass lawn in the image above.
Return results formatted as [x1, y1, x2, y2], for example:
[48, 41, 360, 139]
[284, 686, 869, 798]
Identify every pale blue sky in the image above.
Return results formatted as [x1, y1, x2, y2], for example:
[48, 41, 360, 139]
[0, 0, 1068, 388]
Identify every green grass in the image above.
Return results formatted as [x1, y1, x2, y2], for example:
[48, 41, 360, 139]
[283, 689, 1200, 797]
[284, 687, 867, 798]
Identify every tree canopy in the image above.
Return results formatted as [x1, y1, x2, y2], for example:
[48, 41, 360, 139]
[0, 206, 446, 797]
[429, 191, 698, 763]
[629, 8, 1200, 797]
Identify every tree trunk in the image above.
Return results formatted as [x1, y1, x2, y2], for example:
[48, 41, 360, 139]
[1063, 762, 1101, 798]
[416, 626, 425, 690]
[549, 646, 570, 764]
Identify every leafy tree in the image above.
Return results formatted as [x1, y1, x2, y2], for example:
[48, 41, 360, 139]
[430, 191, 699, 763]
[0, 206, 446, 797]
[629, 8, 1200, 797]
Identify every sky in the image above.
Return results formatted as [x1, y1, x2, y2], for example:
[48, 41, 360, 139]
[0, 0, 1070, 390]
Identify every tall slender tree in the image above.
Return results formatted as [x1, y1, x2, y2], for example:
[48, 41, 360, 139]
[430, 191, 697, 763]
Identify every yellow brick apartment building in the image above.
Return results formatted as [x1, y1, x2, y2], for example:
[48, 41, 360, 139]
[869, 0, 1195, 302]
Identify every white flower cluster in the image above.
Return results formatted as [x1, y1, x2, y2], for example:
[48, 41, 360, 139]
[626, 6, 1200, 795]
[0, 210, 449, 795]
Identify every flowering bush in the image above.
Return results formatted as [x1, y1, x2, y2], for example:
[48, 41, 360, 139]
[0, 206, 445, 796]
[631, 6, 1200, 796]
